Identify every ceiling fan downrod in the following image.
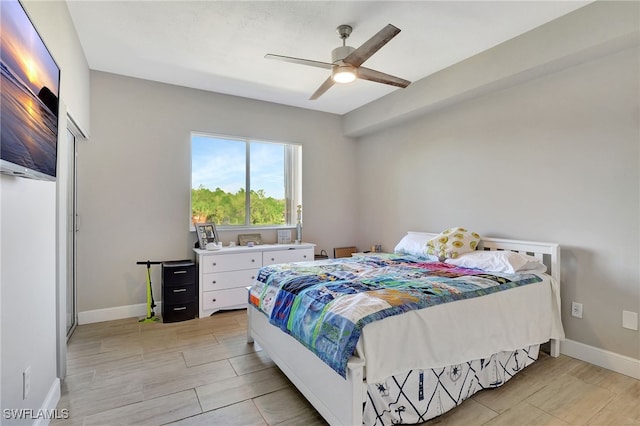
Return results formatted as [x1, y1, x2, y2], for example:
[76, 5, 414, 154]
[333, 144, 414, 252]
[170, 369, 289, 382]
[333, 25, 355, 63]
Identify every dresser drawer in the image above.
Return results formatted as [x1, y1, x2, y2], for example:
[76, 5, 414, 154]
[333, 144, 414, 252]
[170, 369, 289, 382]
[162, 262, 196, 287]
[263, 248, 314, 266]
[202, 269, 259, 292]
[163, 283, 196, 304]
[201, 252, 261, 274]
[202, 288, 247, 311]
[162, 301, 197, 323]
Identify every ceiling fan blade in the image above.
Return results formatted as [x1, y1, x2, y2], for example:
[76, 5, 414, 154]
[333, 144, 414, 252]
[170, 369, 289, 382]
[343, 24, 401, 68]
[358, 67, 411, 88]
[265, 54, 333, 70]
[309, 76, 335, 100]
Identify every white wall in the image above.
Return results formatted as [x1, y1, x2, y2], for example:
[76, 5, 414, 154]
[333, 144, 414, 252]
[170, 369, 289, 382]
[77, 72, 357, 315]
[353, 44, 639, 361]
[0, 0, 90, 420]
[1, 181, 57, 420]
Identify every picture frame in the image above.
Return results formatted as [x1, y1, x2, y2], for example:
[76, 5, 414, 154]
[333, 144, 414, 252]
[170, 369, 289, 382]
[195, 222, 219, 248]
[238, 233, 262, 246]
[277, 229, 292, 244]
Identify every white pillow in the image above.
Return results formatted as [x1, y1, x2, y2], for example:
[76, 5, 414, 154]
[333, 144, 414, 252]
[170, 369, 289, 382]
[394, 232, 437, 259]
[445, 250, 547, 274]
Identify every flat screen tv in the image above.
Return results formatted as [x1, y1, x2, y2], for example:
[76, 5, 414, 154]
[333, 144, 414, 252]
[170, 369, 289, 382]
[1, 0, 60, 181]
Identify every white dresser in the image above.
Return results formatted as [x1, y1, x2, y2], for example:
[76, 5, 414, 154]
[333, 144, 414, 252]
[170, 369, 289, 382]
[193, 243, 315, 317]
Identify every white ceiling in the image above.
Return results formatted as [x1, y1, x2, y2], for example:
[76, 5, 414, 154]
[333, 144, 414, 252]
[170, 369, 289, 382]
[66, 1, 591, 115]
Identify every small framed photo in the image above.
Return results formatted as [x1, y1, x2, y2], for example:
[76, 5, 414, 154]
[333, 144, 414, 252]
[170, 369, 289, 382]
[277, 229, 292, 244]
[238, 233, 262, 246]
[195, 222, 219, 248]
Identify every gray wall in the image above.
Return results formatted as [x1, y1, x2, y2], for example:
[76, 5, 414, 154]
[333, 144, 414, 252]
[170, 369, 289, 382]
[76, 0, 638, 367]
[353, 45, 639, 360]
[1, 0, 90, 418]
[78, 72, 358, 313]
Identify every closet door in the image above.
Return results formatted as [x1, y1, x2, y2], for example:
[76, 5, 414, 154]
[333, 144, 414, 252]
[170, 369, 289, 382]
[66, 127, 78, 339]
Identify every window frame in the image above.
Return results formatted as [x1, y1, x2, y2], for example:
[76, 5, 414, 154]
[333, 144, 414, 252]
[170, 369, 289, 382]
[190, 132, 302, 231]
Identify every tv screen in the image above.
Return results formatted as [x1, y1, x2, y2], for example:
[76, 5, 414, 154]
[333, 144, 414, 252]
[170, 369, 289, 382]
[1, 0, 60, 181]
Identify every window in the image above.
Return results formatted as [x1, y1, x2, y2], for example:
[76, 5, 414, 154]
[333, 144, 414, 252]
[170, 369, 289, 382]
[191, 133, 302, 228]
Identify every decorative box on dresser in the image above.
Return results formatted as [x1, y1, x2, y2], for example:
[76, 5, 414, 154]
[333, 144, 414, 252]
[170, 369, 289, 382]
[161, 260, 198, 323]
[194, 243, 315, 317]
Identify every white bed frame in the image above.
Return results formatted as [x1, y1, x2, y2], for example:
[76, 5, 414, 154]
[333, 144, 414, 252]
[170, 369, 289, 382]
[247, 235, 561, 426]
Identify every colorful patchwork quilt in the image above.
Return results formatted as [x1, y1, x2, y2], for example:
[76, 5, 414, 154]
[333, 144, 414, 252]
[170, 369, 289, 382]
[248, 253, 542, 378]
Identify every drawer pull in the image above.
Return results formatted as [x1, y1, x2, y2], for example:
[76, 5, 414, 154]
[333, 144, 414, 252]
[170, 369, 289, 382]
[303, 255, 307, 258]
[211, 280, 217, 284]
[271, 257, 275, 261]
[251, 259, 255, 263]
[251, 276, 255, 280]
[173, 307, 187, 311]
[212, 262, 217, 266]
[212, 298, 217, 303]
[173, 270, 187, 274]
[173, 288, 187, 293]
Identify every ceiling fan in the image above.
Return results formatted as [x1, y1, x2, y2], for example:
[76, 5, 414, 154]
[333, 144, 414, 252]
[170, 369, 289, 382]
[265, 24, 411, 100]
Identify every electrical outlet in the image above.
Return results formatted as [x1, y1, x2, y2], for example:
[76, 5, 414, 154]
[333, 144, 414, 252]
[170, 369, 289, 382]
[622, 310, 639, 331]
[571, 302, 583, 318]
[23, 366, 31, 400]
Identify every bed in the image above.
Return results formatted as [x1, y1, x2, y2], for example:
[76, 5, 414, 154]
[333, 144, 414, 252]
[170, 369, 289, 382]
[247, 232, 564, 425]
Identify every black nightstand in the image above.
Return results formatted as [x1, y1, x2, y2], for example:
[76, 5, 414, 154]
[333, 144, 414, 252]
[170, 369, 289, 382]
[162, 260, 197, 323]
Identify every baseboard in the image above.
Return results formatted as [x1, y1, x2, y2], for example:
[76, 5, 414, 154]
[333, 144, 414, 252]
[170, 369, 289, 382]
[78, 302, 162, 325]
[561, 339, 640, 380]
[33, 378, 60, 426]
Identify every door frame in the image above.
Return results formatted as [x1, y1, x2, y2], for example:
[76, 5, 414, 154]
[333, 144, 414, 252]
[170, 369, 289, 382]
[56, 112, 87, 380]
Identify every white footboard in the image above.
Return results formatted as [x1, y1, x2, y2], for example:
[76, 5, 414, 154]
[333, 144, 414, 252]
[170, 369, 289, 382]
[248, 305, 364, 426]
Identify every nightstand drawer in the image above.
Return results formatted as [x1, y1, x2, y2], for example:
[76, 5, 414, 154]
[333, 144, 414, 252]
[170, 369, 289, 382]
[164, 283, 196, 304]
[162, 302, 197, 323]
[163, 262, 196, 286]
[202, 269, 259, 292]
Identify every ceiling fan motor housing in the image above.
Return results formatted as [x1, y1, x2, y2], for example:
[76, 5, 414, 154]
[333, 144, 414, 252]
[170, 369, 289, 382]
[332, 45, 355, 63]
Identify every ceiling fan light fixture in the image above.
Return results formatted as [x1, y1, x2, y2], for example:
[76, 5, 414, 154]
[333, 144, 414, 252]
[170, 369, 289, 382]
[332, 64, 357, 84]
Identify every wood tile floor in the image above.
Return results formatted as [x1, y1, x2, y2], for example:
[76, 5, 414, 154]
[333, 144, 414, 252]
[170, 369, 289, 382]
[54, 309, 640, 425]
